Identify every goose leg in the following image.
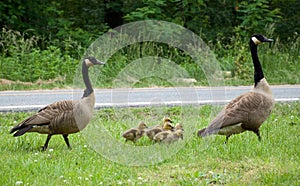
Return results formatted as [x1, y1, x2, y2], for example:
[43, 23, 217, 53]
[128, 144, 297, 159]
[254, 129, 261, 141]
[42, 134, 52, 151]
[63, 135, 72, 150]
[225, 135, 231, 144]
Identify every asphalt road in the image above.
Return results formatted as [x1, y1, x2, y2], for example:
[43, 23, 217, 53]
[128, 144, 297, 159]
[0, 85, 299, 112]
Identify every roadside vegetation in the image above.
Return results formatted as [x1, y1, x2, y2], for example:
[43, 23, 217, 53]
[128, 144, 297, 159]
[0, 102, 299, 185]
[0, 27, 299, 91]
[0, 1, 299, 90]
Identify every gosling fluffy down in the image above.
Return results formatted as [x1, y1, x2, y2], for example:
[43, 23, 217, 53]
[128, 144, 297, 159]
[122, 122, 148, 143]
[145, 122, 174, 141]
[161, 130, 184, 144]
[153, 123, 184, 143]
[145, 117, 174, 140]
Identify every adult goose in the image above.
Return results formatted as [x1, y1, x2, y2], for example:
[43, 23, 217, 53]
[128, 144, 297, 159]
[10, 57, 104, 151]
[198, 34, 274, 142]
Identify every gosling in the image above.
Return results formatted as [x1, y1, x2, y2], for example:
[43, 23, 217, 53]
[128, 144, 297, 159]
[153, 123, 184, 143]
[145, 118, 174, 141]
[122, 122, 148, 143]
[162, 130, 184, 144]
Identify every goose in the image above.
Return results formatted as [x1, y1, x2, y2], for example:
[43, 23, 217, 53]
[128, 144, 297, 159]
[145, 117, 174, 140]
[122, 122, 148, 143]
[10, 56, 104, 151]
[197, 34, 275, 143]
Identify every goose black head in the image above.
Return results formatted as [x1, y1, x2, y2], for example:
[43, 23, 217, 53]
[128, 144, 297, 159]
[84, 56, 105, 67]
[251, 34, 273, 45]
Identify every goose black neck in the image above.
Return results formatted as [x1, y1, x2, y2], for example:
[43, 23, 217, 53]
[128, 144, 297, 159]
[250, 40, 264, 87]
[82, 61, 93, 98]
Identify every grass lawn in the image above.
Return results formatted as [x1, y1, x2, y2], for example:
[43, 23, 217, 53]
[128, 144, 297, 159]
[0, 102, 299, 185]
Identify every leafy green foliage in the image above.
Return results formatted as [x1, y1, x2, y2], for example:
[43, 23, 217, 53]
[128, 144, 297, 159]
[1, 0, 297, 45]
[0, 27, 299, 89]
[235, 0, 281, 38]
[0, 28, 77, 84]
[271, 0, 300, 41]
[123, 0, 235, 42]
[0, 1, 299, 89]
[0, 47, 77, 82]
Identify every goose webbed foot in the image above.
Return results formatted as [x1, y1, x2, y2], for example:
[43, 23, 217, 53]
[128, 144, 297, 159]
[41, 146, 47, 151]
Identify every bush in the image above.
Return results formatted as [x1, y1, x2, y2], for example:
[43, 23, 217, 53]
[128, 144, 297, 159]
[0, 26, 299, 90]
[0, 46, 77, 83]
[0, 28, 77, 84]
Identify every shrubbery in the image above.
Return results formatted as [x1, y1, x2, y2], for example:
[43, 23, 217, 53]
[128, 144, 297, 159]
[0, 1, 299, 90]
[0, 29, 78, 87]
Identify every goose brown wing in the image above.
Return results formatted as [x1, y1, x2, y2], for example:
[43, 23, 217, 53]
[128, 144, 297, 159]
[29, 100, 74, 125]
[11, 100, 74, 134]
[205, 92, 265, 134]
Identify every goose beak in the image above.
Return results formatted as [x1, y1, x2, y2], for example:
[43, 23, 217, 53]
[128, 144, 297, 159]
[95, 60, 105, 65]
[263, 37, 273, 42]
[263, 37, 273, 48]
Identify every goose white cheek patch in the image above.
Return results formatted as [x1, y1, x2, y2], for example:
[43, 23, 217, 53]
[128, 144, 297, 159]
[85, 59, 94, 67]
[251, 37, 261, 45]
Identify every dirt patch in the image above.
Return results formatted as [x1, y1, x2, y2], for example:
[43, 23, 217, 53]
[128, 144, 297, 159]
[0, 79, 33, 86]
[0, 77, 65, 86]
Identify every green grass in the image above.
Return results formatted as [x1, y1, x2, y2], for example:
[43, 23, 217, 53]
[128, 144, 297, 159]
[0, 102, 299, 185]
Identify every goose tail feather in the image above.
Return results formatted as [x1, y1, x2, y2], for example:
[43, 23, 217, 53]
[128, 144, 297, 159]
[11, 125, 33, 137]
[197, 128, 207, 137]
